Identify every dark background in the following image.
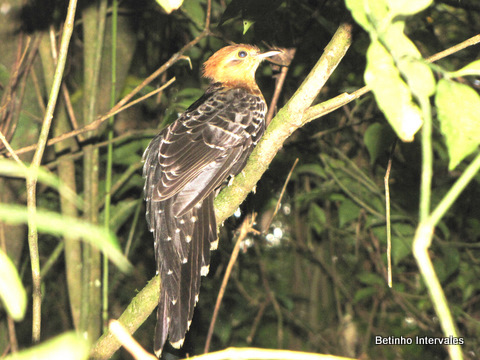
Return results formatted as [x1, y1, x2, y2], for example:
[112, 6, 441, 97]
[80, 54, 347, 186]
[1, 0, 479, 358]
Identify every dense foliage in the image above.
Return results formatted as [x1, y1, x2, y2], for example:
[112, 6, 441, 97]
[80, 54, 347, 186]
[0, 0, 479, 359]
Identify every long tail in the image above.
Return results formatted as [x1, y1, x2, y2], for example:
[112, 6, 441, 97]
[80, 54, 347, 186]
[149, 193, 217, 357]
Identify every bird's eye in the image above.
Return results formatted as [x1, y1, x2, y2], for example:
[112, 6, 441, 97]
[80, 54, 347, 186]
[238, 50, 248, 58]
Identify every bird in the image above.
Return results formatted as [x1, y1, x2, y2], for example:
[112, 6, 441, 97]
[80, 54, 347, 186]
[143, 44, 281, 357]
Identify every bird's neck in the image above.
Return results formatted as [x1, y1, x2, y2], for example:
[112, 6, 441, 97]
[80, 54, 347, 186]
[216, 80, 262, 96]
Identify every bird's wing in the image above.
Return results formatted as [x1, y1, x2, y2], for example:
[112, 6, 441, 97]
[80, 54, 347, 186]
[146, 87, 265, 216]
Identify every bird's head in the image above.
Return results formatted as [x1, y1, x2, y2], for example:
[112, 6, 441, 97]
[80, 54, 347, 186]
[203, 44, 281, 92]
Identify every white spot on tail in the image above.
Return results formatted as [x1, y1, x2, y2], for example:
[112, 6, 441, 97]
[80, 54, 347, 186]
[191, 216, 197, 223]
[210, 239, 219, 250]
[171, 338, 185, 349]
[186, 235, 192, 243]
[182, 258, 188, 264]
[201, 265, 210, 276]
[175, 228, 181, 233]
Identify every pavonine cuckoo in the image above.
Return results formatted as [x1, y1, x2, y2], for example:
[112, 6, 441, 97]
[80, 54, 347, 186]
[143, 44, 280, 357]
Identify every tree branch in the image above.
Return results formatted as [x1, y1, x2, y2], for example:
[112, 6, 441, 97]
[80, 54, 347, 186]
[214, 22, 353, 223]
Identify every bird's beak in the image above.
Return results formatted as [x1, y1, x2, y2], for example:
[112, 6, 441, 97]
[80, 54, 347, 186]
[257, 49, 282, 59]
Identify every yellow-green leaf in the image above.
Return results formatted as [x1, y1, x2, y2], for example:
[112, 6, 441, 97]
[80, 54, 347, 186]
[0, 249, 27, 321]
[0, 159, 82, 208]
[4, 332, 89, 360]
[156, 0, 183, 14]
[345, 0, 372, 31]
[386, 0, 432, 16]
[450, 59, 480, 78]
[435, 79, 480, 170]
[0, 204, 132, 272]
[365, 40, 423, 142]
[243, 19, 254, 34]
[383, 23, 435, 98]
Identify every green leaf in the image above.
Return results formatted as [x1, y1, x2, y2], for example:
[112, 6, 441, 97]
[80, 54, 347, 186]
[0, 249, 27, 321]
[0, 204, 131, 272]
[450, 59, 480, 78]
[363, 123, 396, 164]
[182, 0, 205, 26]
[398, 56, 435, 99]
[111, 141, 143, 166]
[0, 159, 82, 208]
[435, 79, 480, 170]
[392, 223, 414, 264]
[109, 200, 141, 233]
[383, 23, 435, 98]
[354, 287, 377, 303]
[175, 88, 206, 110]
[346, 0, 435, 143]
[219, 0, 285, 26]
[4, 332, 89, 360]
[295, 164, 327, 179]
[156, 0, 183, 14]
[365, 40, 423, 142]
[357, 272, 384, 286]
[338, 199, 360, 227]
[364, 0, 389, 29]
[243, 19, 254, 34]
[386, 0, 432, 16]
[308, 203, 326, 235]
[441, 245, 460, 280]
[345, 0, 372, 31]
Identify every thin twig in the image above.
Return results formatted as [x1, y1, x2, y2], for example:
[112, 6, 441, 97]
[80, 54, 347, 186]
[361, 298, 379, 355]
[8, 77, 175, 157]
[254, 244, 283, 348]
[26, 0, 79, 343]
[7, 18, 209, 158]
[204, 214, 259, 353]
[0, 130, 28, 171]
[0, 35, 40, 151]
[266, 49, 294, 126]
[44, 129, 158, 169]
[62, 82, 83, 141]
[246, 298, 270, 344]
[31, 68, 46, 115]
[48, 24, 84, 144]
[302, 33, 480, 125]
[109, 320, 157, 360]
[384, 139, 396, 288]
[426, 33, 480, 63]
[109, 79, 176, 119]
[124, 200, 143, 257]
[262, 158, 299, 233]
